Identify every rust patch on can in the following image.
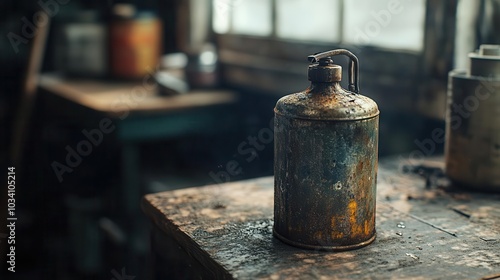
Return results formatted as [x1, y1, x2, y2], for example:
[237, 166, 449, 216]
[273, 49, 378, 251]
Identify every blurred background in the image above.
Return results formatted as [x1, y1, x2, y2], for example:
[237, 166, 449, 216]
[0, 0, 499, 279]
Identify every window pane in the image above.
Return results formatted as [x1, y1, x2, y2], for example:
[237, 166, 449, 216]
[277, 0, 341, 42]
[343, 0, 426, 52]
[213, 0, 231, 34]
[232, 0, 272, 36]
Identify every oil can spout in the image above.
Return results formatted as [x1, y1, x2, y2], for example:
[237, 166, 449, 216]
[307, 49, 360, 93]
[307, 49, 357, 63]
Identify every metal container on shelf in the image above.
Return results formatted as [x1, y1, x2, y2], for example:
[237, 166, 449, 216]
[53, 10, 107, 77]
[109, 4, 162, 79]
[273, 49, 379, 251]
[446, 44, 500, 192]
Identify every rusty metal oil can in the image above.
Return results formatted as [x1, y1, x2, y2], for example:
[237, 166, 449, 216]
[273, 49, 379, 251]
[446, 45, 500, 192]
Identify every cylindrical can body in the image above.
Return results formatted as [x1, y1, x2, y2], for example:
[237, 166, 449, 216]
[110, 12, 162, 79]
[273, 114, 378, 250]
[445, 70, 500, 191]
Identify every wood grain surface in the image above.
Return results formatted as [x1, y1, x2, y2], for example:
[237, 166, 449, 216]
[39, 74, 236, 115]
[143, 158, 500, 279]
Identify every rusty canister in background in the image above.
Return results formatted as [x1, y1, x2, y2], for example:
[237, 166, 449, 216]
[109, 4, 162, 79]
[274, 49, 379, 251]
[446, 45, 500, 192]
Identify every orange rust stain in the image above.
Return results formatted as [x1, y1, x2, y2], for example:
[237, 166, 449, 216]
[314, 231, 324, 241]
[331, 231, 344, 240]
[330, 216, 345, 240]
[348, 200, 357, 225]
[364, 220, 370, 236]
[348, 200, 365, 237]
[356, 161, 365, 174]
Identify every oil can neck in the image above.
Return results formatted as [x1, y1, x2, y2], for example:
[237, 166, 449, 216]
[307, 50, 359, 93]
[309, 81, 347, 94]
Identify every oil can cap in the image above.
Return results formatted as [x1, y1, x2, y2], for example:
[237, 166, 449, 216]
[308, 58, 342, 83]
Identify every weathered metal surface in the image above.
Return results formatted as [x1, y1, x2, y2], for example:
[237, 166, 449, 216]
[273, 49, 379, 250]
[469, 45, 500, 78]
[307, 58, 342, 83]
[142, 157, 500, 280]
[446, 45, 500, 191]
[274, 83, 379, 121]
[308, 49, 360, 93]
[273, 115, 378, 250]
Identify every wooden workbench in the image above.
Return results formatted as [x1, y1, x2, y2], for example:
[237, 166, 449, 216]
[37, 73, 239, 274]
[142, 158, 500, 279]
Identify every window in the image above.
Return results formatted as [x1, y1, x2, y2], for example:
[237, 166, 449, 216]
[213, 0, 426, 52]
[232, 0, 273, 36]
[276, 0, 342, 42]
[210, 0, 457, 117]
[343, 0, 425, 52]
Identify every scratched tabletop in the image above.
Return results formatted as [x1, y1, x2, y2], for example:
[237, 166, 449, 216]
[142, 158, 500, 279]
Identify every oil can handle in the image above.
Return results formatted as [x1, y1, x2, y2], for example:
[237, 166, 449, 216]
[308, 49, 360, 94]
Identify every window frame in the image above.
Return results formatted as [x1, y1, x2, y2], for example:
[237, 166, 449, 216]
[209, 0, 458, 116]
